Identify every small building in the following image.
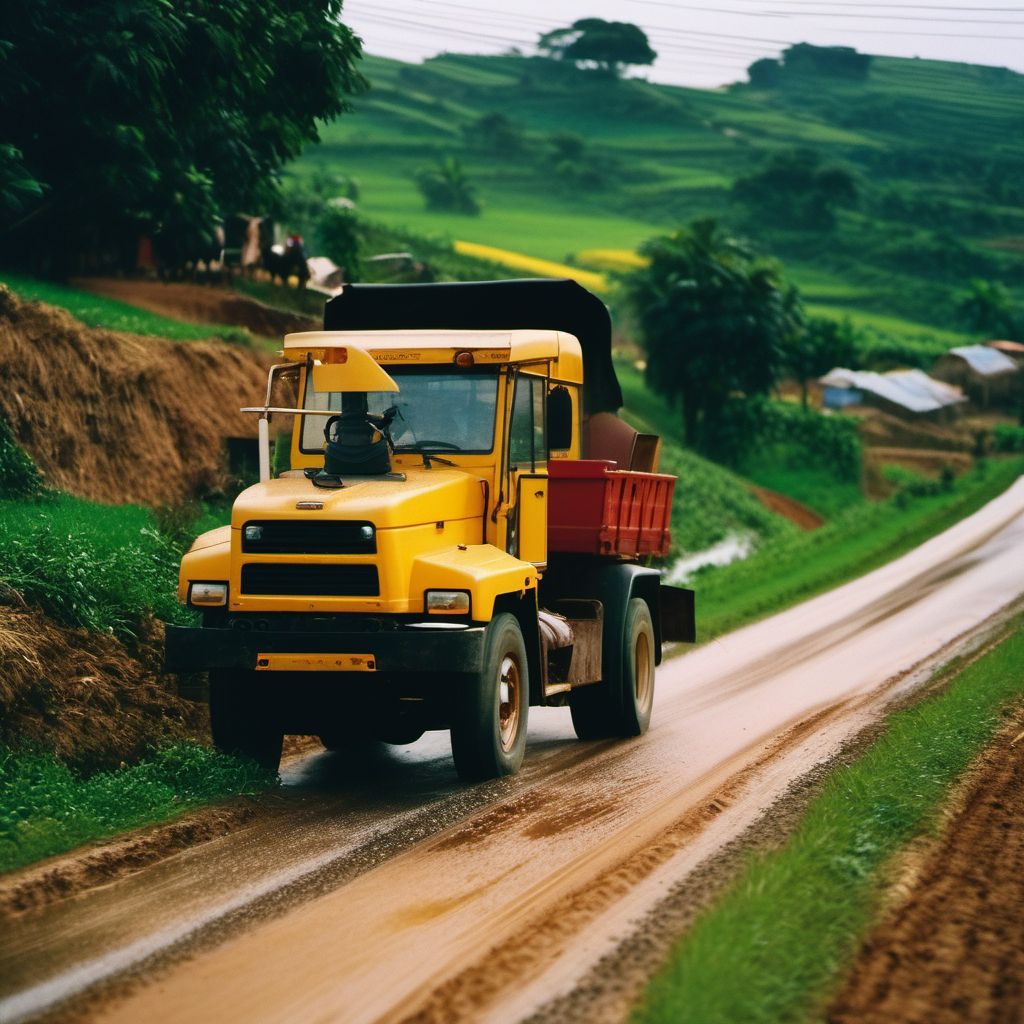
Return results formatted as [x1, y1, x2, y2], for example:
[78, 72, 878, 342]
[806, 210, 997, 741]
[820, 367, 967, 422]
[932, 344, 1019, 408]
[986, 339, 1024, 366]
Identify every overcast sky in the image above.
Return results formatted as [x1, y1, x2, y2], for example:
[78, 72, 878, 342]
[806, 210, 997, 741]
[341, 0, 1024, 88]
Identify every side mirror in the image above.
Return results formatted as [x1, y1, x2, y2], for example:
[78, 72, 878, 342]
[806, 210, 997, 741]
[547, 386, 573, 451]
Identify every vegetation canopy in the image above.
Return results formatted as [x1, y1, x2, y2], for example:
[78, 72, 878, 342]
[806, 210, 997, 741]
[0, 0, 365, 276]
[537, 18, 656, 78]
[625, 219, 803, 450]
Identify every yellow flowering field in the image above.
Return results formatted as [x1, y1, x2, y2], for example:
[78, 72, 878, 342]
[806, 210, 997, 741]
[576, 248, 649, 272]
[453, 240, 608, 292]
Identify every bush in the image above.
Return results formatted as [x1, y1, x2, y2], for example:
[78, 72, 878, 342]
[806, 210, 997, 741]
[0, 417, 43, 498]
[992, 424, 1024, 453]
[710, 398, 862, 481]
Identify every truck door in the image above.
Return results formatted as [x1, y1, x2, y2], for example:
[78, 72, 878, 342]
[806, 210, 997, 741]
[507, 374, 547, 568]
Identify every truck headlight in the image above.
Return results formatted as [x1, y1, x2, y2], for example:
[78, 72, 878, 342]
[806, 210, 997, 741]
[360, 524, 375, 542]
[244, 525, 263, 542]
[189, 582, 228, 607]
[425, 590, 470, 614]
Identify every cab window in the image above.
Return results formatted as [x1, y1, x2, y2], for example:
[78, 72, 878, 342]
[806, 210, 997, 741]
[508, 376, 545, 470]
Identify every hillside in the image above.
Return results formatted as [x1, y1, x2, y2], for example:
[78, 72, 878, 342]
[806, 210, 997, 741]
[296, 50, 1024, 356]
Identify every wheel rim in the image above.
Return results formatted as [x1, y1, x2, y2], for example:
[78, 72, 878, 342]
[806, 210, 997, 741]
[634, 629, 653, 709]
[497, 654, 522, 753]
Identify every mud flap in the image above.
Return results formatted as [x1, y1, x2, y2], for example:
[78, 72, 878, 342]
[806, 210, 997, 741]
[659, 584, 696, 644]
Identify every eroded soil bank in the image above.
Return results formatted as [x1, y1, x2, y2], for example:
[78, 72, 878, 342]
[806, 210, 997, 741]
[828, 707, 1024, 1024]
[0, 285, 270, 506]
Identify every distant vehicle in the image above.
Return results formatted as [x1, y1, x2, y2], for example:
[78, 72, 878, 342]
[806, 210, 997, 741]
[166, 280, 695, 779]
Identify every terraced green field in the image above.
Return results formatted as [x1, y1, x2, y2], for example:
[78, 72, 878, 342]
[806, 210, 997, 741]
[296, 50, 1023, 349]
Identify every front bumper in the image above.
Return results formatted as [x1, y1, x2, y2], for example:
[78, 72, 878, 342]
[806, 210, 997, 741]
[164, 624, 486, 674]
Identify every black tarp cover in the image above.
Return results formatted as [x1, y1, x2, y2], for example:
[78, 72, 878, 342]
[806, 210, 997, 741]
[323, 278, 622, 413]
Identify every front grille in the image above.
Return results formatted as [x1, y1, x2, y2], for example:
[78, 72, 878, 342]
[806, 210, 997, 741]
[241, 564, 380, 597]
[242, 520, 376, 555]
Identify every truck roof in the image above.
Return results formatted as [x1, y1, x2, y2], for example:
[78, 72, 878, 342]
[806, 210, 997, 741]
[322, 279, 621, 413]
[283, 328, 581, 380]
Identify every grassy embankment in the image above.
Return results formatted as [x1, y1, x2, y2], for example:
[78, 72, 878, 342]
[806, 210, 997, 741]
[0, 746, 271, 873]
[0, 272, 251, 344]
[633, 617, 1024, 1024]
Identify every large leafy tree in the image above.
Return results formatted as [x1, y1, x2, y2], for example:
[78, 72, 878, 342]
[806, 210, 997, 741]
[538, 19, 656, 78]
[784, 316, 860, 409]
[625, 219, 803, 449]
[956, 278, 1020, 337]
[0, 0, 365, 276]
[732, 148, 858, 230]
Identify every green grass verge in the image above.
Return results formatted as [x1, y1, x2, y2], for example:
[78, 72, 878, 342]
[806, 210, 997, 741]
[696, 459, 1024, 641]
[634, 618, 1024, 1024]
[0, 273, 251, 344]
[0, 493, 193, 635]
[0, 744, 274, 873]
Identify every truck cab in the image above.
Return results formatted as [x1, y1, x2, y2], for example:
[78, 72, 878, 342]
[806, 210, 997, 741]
[167, 280, 694, 779]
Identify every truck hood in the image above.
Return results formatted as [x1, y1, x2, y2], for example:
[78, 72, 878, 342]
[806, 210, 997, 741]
[231, 469, 486, 530]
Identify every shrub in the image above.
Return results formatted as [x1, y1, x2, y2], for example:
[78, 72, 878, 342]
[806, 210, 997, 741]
[992, 424, 1024, 453]
[0, 417, 43, 498]
[710, 398, 862, 481]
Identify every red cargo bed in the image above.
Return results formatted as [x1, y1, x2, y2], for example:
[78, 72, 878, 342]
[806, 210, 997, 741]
[548, 459, 675, 559]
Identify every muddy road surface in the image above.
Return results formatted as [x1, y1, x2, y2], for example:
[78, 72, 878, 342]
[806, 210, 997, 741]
[4, 478, 1024, 1024]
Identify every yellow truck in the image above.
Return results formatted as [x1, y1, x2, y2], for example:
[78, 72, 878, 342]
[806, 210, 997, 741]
[166, 280, 694, 779]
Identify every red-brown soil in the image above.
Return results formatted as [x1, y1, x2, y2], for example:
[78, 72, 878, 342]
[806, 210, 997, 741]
[0, 595, 206, 772]
[749, 485, 824, 529]
[828, 711, 1024, 1024]
[0, 285, 271, 506]
[74, 277, 317, 338]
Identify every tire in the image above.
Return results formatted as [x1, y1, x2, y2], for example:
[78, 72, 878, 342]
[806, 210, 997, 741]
[209, 670, 283, 772]
[450, 613, 529, 781]
[570, 597, 655, 740]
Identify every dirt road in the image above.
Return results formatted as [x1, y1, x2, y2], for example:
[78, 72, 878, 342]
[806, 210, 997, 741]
[4, 478, 1024, 1024]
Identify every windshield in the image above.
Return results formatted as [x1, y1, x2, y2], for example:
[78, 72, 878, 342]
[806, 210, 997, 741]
[301, 368, 499, 454]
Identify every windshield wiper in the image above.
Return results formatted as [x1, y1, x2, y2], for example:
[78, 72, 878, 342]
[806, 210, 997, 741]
[394, 443, 460, 469]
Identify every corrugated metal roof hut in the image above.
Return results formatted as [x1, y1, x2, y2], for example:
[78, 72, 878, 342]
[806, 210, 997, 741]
[932, 344, 1019, 408]
[820, 367, 967, 422]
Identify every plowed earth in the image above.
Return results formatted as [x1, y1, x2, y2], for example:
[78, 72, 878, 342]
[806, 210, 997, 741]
[828, 713, 1024, 1024]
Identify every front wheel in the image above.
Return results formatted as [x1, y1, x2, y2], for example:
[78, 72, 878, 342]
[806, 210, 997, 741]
[209, 670, 283, 772]
[570, 597, 656, 740]
[450, 613, 529, 781]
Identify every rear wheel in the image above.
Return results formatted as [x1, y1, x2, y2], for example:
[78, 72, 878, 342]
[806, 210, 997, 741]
[209, 670, 283, 772]
[450, 613, 529, 781]
[570, 597, 655, 740]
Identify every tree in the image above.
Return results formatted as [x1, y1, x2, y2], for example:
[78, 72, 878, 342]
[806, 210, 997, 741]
[747, 58, 783, 88]
[956, 279, 1020, 337]
[319, 204, 364, 282]
[538, 19, 656, 78]
[624, 219, 803, 450]
[732, 148, 858, 230]
[783, 43, 871, 80]
[415, 157, 481, 215]
[784, 316, 860, 409]
[464, 113, 526, 155]
[0, 0, 365, 276]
